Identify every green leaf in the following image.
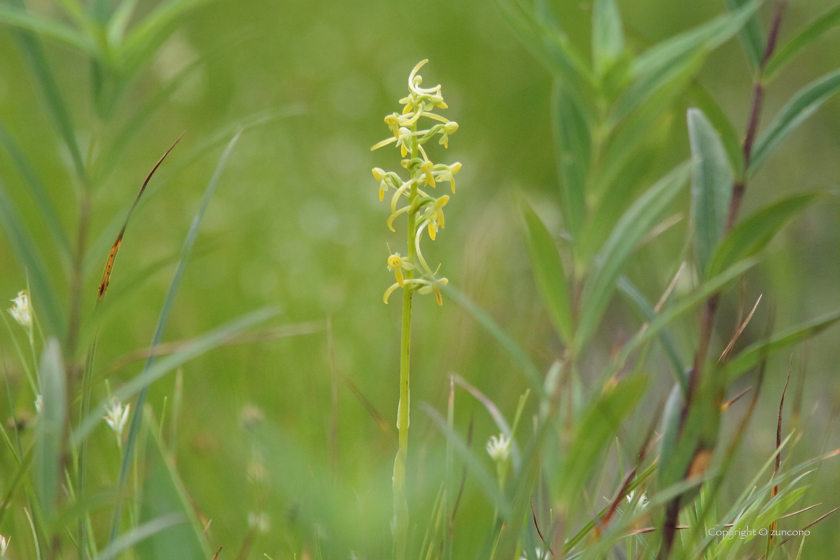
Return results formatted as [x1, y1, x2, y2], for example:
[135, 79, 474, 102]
[687, 108, 734, 274]
[592, 0, 624, 78]
[520, 201, 573, 344]
[706, 192, 825, 279]
[442, 285, 545, 395]
[687, 82, 744, 176]
[559, 375, 647, 502]
[727, 309, 840, 381]
[6, 0, 85, 179]
[750, 68, 840, 173]
[35, 339, 65, 523]
[551, 79, 590, 237]
[612, 0, 761, 125]
[0, 5, 97, 54]
[764, 5, 840, 81]
[494, 0, 591, 89]
[575, 161, 692, 349]
[633, 0, 761, 77]
[724, 0, 765, 70]
[0, 180, 66, 339]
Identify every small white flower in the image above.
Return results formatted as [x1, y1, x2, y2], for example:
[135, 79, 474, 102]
[486, 433, 510, 464]
[104, 399, 131, 444]
[8, 290, 33, 338]
[34, 395, 43, 414]
[0, 533, 9, 557]
[248, 512, 270, 533]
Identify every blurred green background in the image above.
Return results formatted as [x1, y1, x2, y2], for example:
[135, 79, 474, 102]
[1, 0, 840, 557]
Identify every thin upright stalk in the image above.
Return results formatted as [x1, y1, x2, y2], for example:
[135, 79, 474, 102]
[394, 122, 419, 560]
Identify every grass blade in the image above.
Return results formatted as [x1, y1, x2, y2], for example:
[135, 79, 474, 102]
[687, 108, 734, 274]
[35, 339, 65, 523]
[106, 131, 241, 544]
[520, 200, 573, 344]
[750, 68, 840, 173]
[94, 514, 187, 560]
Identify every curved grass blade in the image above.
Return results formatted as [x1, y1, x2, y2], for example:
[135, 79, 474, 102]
[727, 310, 840, 381]
[0, 180, 66, 339]
[688, 108, 734, 274]
[520, 200, 573, 344]
[764, 5, 840, 81]
[575, 161, 692, 349]
[750, 68, 840, 174]
[6, 0, 85, 179]
[94, 513, 186, 560]
[442, 285, 545, 395]
[0, 120, 72, 260]
[706, 192, 826, 279]
[106, 131, 241, 544]
[97, 134, 183, 301]
[35, 339, 65, 523]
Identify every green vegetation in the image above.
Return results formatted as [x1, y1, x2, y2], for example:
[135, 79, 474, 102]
[2, 0, 840, 558]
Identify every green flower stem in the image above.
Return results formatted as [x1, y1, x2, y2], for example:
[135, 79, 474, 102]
[394, 122, 419, 560]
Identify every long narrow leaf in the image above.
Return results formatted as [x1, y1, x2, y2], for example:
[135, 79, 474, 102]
[551, 79, 590, 237]
[765, 5, 840, 80]
[706, 192, 825, 279]
[520, 201, 573, 344]
[592, 0, 624, 78]
[750, 68, 840, 173]
[724, 0, 765, 70]
[727, 310, 840, 381]
[688, 108, 734, 274]
[576, 162, 692, 348]
[94, 514, 186, 560]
